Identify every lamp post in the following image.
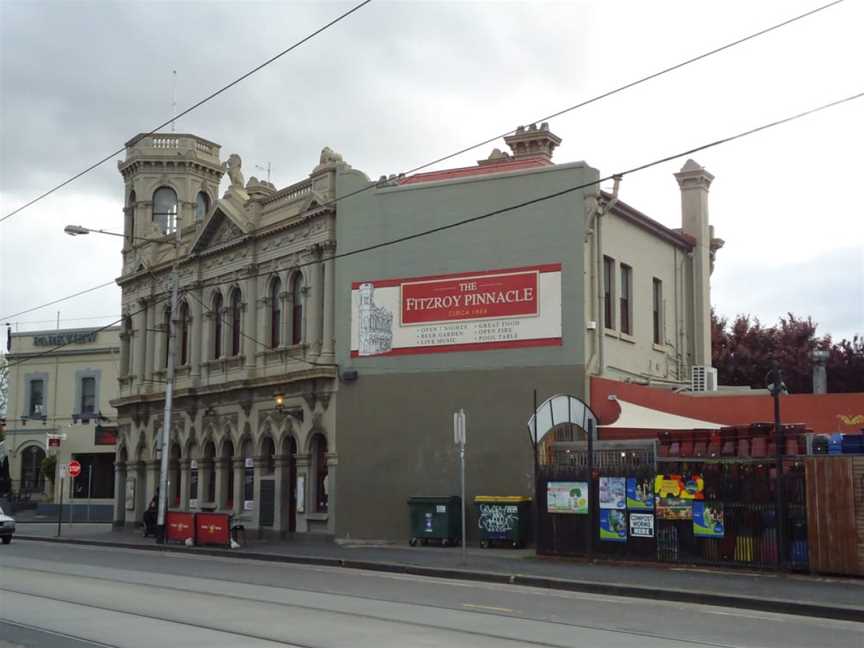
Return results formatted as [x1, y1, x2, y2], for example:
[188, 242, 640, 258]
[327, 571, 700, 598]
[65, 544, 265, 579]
[65, 221, 180, 542]
[767, 361, 787, 568]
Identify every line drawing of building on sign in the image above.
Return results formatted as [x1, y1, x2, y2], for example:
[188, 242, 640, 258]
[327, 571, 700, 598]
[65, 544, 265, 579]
[358, 283, 393, 356]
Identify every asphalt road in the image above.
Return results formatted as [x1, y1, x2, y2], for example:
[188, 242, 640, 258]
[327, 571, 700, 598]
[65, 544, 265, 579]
[0, 541, 860, 648]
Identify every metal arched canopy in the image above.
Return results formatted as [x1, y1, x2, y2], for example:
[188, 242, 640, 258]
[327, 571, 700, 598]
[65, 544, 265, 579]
[527, 394, 598, 444]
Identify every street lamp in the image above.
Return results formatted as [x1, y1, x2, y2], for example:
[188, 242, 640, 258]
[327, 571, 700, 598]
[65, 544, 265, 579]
[766, 361, 788, 568]
[65, 221, 180, 543]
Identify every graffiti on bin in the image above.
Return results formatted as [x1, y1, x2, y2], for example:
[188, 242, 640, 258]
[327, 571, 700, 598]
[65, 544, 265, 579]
[478, 504, 518, 533]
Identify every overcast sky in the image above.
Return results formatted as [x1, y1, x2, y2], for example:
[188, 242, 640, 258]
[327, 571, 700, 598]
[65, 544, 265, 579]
[1, 0, 862, 341]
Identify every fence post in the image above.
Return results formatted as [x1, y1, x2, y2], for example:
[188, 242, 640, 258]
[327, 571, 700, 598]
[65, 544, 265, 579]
[586, 417, 595, 560]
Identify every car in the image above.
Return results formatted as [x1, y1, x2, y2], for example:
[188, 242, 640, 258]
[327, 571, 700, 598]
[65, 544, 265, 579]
[0, 506, 15, 544]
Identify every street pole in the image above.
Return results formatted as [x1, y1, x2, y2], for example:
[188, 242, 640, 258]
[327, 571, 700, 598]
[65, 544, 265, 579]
[770, 361, 787, 569]
[56, 474, 64, 537]
[156, 233, 181, 543]
[87, 464, 92, 522]
[454, 409, 466, 564]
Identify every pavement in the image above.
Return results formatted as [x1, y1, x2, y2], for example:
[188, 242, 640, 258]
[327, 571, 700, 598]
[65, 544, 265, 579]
[12, 522, 864, 623]
[2, 540, 862, 648]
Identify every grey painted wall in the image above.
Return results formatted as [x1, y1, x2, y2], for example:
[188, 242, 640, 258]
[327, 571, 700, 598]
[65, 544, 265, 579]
[331, 162, 598, 541]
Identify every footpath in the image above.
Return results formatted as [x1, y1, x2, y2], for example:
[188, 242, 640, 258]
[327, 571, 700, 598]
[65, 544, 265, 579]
[14, 522, 864, 623]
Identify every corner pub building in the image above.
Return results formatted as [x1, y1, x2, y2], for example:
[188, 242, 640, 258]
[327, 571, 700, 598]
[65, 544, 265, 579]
[113, 125, 721, 542]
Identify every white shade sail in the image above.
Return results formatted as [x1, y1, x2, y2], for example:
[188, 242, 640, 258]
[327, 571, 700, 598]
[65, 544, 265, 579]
[604, 399, 722, 430]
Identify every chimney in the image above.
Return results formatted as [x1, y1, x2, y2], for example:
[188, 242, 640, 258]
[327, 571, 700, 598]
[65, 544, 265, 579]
[675, 159, 715, 367]
[811, 349, 829, 394]
[504, 122, 561, 162]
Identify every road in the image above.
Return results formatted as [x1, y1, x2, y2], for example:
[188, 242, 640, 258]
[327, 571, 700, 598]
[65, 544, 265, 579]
[0, 540, 860, 648]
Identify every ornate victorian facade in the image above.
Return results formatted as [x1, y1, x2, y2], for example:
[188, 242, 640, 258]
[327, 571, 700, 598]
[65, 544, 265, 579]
[111, 133, 345, 536]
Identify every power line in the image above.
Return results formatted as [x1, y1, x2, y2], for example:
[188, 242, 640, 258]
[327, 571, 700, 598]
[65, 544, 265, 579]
[7, 90, 861, 370]
[1, 282, 116, 322]
[1, 0, 843, 321]
[0, 0, 373, 225]
[191, 90, 864, 295]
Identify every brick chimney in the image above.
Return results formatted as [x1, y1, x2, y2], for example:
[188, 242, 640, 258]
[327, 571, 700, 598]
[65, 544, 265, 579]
[675, 159, 714, 367]
[504, 122, 561, 162]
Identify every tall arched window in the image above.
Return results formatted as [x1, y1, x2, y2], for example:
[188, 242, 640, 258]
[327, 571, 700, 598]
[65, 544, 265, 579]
[20, 445, 46, 493]
[195, 191, 210, 224]
[179, 301, 190, 366]
[163, 307, 171, 368]
[291, 274, 303, 346]
[212, 292, 224, 359]
[230, 289, 242, 356]
[125, 191, 136, 244]
[152, 186, 178, 235]
[269, 278, 281, 348]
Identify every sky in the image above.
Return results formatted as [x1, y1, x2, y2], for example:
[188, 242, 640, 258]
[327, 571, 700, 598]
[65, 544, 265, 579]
[1, 0, 862, 341]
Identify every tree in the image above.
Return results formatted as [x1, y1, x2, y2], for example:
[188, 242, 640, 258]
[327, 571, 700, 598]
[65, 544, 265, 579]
[0, 352, 7, 419]
[711, 311, 863, 393]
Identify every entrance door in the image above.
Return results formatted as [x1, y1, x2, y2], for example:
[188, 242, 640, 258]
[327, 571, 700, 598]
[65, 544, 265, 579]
[260, 479, 275, 527]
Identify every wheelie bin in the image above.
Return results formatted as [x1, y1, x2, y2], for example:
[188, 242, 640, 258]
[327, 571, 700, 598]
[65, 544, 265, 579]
[407, 496, 462, 546]
[474, 496, 532, 548]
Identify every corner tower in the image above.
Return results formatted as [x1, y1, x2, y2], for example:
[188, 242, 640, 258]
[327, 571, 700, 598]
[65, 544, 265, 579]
[117, 133, 224, 266]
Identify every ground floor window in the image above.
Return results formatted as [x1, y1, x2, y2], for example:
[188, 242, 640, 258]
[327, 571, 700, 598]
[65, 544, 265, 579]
[71, 453, 115, 499]
[20, 445, 46, 493]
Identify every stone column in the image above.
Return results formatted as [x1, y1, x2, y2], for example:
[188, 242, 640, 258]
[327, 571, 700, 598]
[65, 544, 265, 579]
[252, 457, 266, 531]
[214, 458, 228, 510]
[325, 453, 337, 533]
[190, 285, 203, 381]
[119, 330, 131, 379]
[244, 271, 257, 369]
[179, 459, 191, 510]
[232, 458, 245, 518]
[320, 246, 335, 362]
[308, 248, 324, 358]
[273, 454, 289, 535]
[282, 288, 292, 348]
[113, 462, 127, 528]
[220, 305, 231, 360]
[133, 301, 147, 388]
[144, 300, 156, 384]
[201, 311, 213, 380]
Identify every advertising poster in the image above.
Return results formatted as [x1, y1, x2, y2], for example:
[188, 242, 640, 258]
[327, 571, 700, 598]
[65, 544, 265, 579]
[546, 482, 588, 514]
[599, 509, 627, 542]
[654, 474, 703, 520]
[629, 512, 655, 538]
[626, 477, 654, 510]
[693, 502, 725, 538]
[350, 265, 562, 357]
[599, 477, 626, 510]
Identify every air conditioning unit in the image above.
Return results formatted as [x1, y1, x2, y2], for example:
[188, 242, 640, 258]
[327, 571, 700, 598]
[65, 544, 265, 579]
[691, 365, 718, 392]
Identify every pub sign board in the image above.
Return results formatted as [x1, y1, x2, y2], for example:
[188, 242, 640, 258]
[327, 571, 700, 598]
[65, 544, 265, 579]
[350, 264, 562, 357]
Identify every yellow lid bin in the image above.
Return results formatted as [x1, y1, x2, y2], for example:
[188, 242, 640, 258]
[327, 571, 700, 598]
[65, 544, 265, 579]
[474, 496, 532, 503]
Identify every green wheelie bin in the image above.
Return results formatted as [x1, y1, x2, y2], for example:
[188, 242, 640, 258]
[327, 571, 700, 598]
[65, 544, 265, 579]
[474, 496, 532, 548]
[407, 496, 462, 546]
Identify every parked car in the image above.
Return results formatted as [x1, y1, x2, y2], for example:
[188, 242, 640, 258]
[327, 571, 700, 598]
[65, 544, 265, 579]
[0, 506, 15, 544]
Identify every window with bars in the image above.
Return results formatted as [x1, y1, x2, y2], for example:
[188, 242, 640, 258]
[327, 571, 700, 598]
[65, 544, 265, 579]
[291, 274, 304, 346]
[212, 293, 224, 359]
[231, 289, 242, 356]
[270, 278, 281, 348]
[29, 379, 45, 418]
[653, 278, 663, 345]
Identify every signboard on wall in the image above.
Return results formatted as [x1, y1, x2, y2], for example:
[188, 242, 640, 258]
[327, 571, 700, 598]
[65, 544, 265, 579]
[629, 512, 655, 538]
[350, 264, 562, 357]
[599, 509, 627, 542]
[599, 477, 626, 510]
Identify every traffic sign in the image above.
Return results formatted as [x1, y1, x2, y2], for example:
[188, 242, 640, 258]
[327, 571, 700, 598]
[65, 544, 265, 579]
[68, 460, 82, 478]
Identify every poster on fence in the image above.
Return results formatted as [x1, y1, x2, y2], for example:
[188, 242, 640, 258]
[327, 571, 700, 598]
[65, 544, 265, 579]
[629, 512, 655, 538]
[626, 477, 653, 510]
[693, 502, 725, 538]
[599, 509, 627, 542]
[654, 474, 703, 519]
[599, 477, 626, 510]
[546, 482, 588, 514]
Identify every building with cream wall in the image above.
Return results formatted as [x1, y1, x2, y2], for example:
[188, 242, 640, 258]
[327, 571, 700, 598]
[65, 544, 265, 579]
[5, 327, 121, 516]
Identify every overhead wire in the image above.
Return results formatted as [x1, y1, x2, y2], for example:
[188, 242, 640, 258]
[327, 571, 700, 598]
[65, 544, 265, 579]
[0, 0, 373, 225]
[2, 0, 846, 322]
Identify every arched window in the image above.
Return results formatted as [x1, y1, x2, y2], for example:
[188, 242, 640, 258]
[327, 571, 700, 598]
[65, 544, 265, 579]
[311, 434, 328, 513]
[269, 278, 281, 348]
[195, 191, 210, 224]
[291, 274, 303, 346]
[125, 191, 136, 244]
[212, 292, 223, 359]
[179, 301, 190, 366]
[163, 307, 171, 368]
[152, 186, 178, 235]
[230, 289, 242, 356]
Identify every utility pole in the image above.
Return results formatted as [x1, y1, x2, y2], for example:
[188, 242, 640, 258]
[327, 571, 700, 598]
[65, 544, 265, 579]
[156, 231, 181, 542]
[769, 361, 786, 568]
